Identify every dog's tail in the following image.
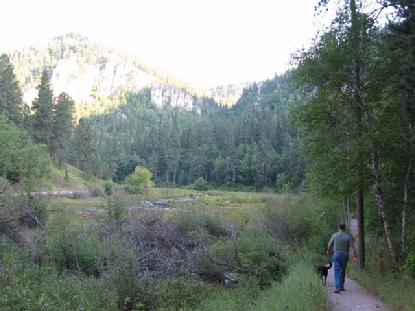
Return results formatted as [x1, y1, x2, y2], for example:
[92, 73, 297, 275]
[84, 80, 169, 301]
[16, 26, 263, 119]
[327, 262, 332, 269]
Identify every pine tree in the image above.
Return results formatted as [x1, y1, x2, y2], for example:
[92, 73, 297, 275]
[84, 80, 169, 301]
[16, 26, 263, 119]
[52, 92, 74, 162]
[74, 118, 95, 172]
[0, 54, 22, 124]
[32, 69, 54, 151]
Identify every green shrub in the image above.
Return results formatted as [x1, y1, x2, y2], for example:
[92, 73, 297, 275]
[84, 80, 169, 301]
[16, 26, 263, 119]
[193, 177, 208, 191]
[154, 277, 211, 310]
[124, 166, 154, 193]
[125, 184, 141, 194]
[104, 251, 152, 310]
[103, 181, 113, 196]
[262, 194, 340, 252]
[41, 221, 104, 277]
[174, 210, 228, 238]
[87, 183, 105, 197]
[200, 229, 285, 287]
[0, 237, 117, 311]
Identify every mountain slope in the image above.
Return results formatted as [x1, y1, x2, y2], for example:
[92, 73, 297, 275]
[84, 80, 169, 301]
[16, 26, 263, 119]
[8, 33, 205, 115]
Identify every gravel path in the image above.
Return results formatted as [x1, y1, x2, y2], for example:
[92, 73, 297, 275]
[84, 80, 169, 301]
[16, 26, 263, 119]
[325, 269, 390, 311]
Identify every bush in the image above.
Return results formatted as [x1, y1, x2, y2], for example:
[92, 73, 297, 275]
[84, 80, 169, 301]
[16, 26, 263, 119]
[41, 221, 104, 277]
[261, 194, 340, 252]
[0, 237, 117, 311]
[193, 177, 208, 191]
[103, 181, 113, 196]
[124, 166, 154, 193]
[200, 229, 285, 287]
[154, 277, 211, 310]
[405, 250, 415, 279]
[174, 210, 228, 238]
[87, 183, 105, 197]
[124, 184, 141, 194]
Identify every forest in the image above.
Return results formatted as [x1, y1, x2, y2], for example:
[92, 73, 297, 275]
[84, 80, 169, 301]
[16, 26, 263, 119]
[1, 0, 415, 310]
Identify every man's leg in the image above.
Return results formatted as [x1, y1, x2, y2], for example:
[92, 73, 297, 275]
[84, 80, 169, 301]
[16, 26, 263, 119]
[332, 252, 341, 291]
[340, 254, 349, 290]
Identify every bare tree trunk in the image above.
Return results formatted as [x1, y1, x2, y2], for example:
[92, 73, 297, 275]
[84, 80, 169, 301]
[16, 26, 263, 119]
[173, 164, 177, 185]
[371, 146, 398, 264]
[356, 182, 365, 269]
[403, 123, 415, 251]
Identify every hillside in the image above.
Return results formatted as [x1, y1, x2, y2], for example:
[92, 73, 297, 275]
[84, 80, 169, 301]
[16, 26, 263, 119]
[43, 164, 106, 192]
[7, 33, 213, 116]
[7, 33, 250, 117]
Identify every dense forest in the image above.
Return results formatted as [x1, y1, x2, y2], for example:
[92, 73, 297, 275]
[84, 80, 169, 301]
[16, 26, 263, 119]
[83, 73, 304, 190]
[1, 0, 415, 310]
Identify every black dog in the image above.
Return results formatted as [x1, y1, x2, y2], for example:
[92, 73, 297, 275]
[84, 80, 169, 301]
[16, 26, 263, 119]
[314, 262, 332, 285]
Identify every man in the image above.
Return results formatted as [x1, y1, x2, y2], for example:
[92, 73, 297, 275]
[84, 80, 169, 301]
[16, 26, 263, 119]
[327, 223, 357, 293]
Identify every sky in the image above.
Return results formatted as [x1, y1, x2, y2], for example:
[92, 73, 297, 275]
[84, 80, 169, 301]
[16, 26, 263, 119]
[0, 0, 323, 89]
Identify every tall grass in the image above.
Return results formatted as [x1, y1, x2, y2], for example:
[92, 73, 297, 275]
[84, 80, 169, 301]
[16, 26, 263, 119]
[253, 261, 326, 311]
[348, 267, 415, 311]
[197, 258, 326, 311]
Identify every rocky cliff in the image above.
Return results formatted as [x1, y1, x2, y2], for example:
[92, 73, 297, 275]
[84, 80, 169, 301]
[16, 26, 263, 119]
[9, 33, 201, 112]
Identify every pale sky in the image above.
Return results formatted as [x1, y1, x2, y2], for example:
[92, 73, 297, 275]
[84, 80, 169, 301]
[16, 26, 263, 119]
[0, 0, 322, 89]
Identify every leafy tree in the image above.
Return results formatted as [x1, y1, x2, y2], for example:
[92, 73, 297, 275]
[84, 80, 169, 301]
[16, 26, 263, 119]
[0, 115, 50, 191]
[0, 54, 22, 124]
[124, 166, 154, 192]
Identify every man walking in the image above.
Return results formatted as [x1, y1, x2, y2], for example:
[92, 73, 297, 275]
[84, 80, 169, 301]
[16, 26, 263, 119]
[327, 223, 357, 293]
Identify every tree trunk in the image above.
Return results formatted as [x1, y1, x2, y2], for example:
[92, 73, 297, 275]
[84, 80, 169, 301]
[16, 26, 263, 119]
[402, 123, 415, 251]
[356, 182, 365, 269]
[371, 146, 398, 264]
[351, 0, 365, 269]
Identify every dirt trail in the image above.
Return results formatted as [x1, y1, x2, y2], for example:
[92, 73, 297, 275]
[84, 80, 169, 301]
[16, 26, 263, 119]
[325, 269, 390, 311]
[326, 218, 390, 311]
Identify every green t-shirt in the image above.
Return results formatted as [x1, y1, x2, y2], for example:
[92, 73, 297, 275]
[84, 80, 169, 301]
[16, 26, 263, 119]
[328, 231, 353, 254]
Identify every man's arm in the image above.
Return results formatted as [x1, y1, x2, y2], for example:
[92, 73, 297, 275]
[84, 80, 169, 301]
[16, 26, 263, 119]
[326, 235, 334, 255]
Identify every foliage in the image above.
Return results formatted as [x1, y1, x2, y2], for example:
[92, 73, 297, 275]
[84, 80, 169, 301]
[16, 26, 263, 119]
[87, 182, 105, 197]
[32, 69, 54, 149]
[0, 54, 22, 124]
[81, 74, 305, 191]
[200, 229, 285, 288]
[0, 115, 50, 191]
[124, 166, 154, 193]
[348, 266, 415, 311]
[51, 92, 75, 161]
[193, 177, 208, 191]
[41, 220, 105, 276]
[0, 237, 117, 311]
[153, 277, 211, 310]
[104, 181, 113, 195]
[261, 194, 341, 253]
[174, 210, 229, 238]
[252, 260, 326, 311]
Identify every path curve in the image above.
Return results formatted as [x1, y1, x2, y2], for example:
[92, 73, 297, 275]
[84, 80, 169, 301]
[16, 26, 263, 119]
[325, 264, 390, 311]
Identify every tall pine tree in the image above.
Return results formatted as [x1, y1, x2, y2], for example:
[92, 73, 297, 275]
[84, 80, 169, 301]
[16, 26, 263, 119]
[0, 54, 22, 124]
[32, 69, 54, 151]
[52, 92, 74, 162]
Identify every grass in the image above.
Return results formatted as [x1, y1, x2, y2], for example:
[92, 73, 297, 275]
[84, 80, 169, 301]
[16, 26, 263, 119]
[46, 187, 284, 224]
[196, 257, 326, 311]
[253, 260, 326, 311]
[42, 164, 108, 191]
[348, 266, 415, 311]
